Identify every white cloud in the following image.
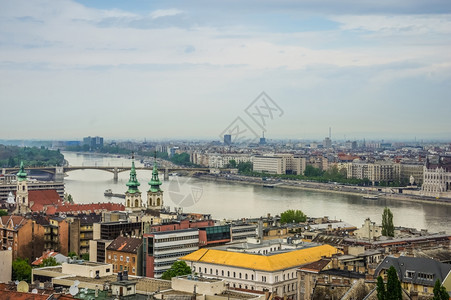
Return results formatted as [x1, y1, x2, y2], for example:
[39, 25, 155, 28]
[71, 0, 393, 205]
[150, 9, 183, 19]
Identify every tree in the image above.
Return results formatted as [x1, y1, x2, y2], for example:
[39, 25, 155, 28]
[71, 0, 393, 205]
[237, 161, 253, 173]
[12, 258, 31, 282]
[67, 252, 77, 258]
[433, 279, 449, 300]
[39, 257, 60, 267]
[228, 160, 237, 168]
[382, 207, 394, 237]
[376, 276, 386, 300]
[304, 165, 323, 177]
[161, 261, 191, 280]
[81, 253, 89, 261]
[0, 210, 8, 216]
[386, 266, 402, 300]
[280, 209, 307, 224]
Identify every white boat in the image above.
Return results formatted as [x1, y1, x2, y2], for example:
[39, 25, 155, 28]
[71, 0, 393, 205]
[363, 194, 378, 200]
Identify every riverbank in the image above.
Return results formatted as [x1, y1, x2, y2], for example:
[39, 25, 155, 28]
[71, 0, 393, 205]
[195, 174, 451, 206]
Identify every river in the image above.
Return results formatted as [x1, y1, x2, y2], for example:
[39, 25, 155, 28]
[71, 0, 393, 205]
[62, 152, 451, 233]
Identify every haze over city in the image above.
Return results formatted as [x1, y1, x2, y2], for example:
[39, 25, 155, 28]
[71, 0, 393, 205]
[1, 0, 450, 140]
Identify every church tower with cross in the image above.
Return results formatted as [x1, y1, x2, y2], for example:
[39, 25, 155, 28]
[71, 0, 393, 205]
[125, 154, 142, 211]
[15, 161, 30, 214]
[147, 153, 163, 210]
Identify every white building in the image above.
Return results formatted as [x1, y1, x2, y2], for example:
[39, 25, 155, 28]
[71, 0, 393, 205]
[181, 244, 339, 299]
[422, 157, 451, 197]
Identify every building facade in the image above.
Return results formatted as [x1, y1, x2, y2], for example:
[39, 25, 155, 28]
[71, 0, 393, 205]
[106, 236, 143, 276]
[143, 228, 199, 278]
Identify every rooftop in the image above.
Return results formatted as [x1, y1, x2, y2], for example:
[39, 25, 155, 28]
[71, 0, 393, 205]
[181, 244, 339, 272]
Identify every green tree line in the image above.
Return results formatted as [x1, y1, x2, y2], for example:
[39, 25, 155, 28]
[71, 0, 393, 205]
[233, 162, 371, 186]
[0, 145, 65, 167]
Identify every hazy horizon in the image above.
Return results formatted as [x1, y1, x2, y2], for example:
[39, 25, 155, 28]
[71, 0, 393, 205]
[1, 0, 450, 140]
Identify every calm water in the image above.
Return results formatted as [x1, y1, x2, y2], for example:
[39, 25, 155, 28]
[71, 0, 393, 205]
[62, 152, 451, 233]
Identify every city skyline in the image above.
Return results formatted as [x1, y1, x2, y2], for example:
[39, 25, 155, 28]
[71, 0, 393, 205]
[1, 0, 450, 140]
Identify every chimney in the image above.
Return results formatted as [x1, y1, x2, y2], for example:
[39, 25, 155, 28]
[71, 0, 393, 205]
[117, 271, 122, 282]
[123, 270, 128, 281]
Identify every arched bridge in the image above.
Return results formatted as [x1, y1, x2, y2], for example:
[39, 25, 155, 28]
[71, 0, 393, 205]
[1, 166, 214, 181]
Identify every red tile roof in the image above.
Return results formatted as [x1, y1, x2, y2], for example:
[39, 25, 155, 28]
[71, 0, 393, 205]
[55, 202, 125, 214]
[27, 190, 62, 212]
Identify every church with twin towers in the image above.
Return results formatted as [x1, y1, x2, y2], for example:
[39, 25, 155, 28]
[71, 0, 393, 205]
[124, 154, 163, 211]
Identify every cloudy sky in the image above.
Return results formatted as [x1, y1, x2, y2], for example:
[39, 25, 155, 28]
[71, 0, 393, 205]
[1, 0, 450, 141]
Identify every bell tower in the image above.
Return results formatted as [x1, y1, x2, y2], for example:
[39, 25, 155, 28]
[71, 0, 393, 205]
[125, 154, 142, 211]
[147, 152, 163, 209]
[15, 161, 29, 214]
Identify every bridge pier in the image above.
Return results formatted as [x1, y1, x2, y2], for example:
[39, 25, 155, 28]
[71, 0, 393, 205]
[54, 167, 65, 182]
[164, 168, 169, 181]
[113, 167, 118, 181]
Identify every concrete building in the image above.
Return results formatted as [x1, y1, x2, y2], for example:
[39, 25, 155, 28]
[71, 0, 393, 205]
[353, 218, 382, 241]
[0, 249, 12, 283]
[82, 136, 103, 150]
[68, 215, 100, 256]
[143, 228, 199, 278]
[230, 223, 258, 242]
[400, 161, 424, 186]
[207, 154, 253, 169]
[224, 134, 232, 146]
[347, 160, 400, 185]
[181, 244, 339, 298]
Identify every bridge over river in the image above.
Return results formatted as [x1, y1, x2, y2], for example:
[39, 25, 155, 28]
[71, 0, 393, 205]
[1, 166, 216, 181]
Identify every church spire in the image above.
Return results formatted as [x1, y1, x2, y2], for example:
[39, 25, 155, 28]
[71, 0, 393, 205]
[148, 151, 162, 193]
[16, 161, 27, 181]
[126, 153, 140, 194]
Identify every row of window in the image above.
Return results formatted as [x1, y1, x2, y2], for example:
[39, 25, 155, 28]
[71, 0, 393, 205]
[155, 235, 198, 243]
[155, 250, 194, 260]
[154, 243, 199, 251]
[110, 254, 136, 264]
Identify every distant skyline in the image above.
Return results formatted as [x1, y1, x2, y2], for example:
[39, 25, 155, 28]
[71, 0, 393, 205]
[1, 0, 450, 140]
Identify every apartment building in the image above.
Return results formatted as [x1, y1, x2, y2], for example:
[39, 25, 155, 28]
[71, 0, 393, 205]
[106, 236, 143, 276]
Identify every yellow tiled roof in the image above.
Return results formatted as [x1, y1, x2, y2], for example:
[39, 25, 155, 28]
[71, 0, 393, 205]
[181, 245, 339, 272]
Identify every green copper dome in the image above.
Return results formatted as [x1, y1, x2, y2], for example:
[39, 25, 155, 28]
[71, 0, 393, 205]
[16, 161, 27, 182]
[148, 160, 162, 193]
[126, 160, 140, 194]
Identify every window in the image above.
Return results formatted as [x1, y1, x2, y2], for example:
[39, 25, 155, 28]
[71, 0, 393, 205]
[222, 270, 224, 276]
[114, 255, 117, 260]
[216, 270, 218, 275]
[132, 267, 136, 273]
[108, 254, 111, 259]
[233, 272, 236, 278]
[245, 274, 248, 280]
[132, 257, 135, 263]
[120, 265, 123, 271]
[239, 273, 242, 279]
[106, 268, 110, 273]
[205, 268, 207, 273]
[126, 256, 130, 262]
[228, 271, 230, 277]
[120, 255, 123, 261]
[252, 274, 254, 280]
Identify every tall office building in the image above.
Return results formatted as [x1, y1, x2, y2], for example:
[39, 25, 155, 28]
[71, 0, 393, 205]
[224, 134, 232, 146]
